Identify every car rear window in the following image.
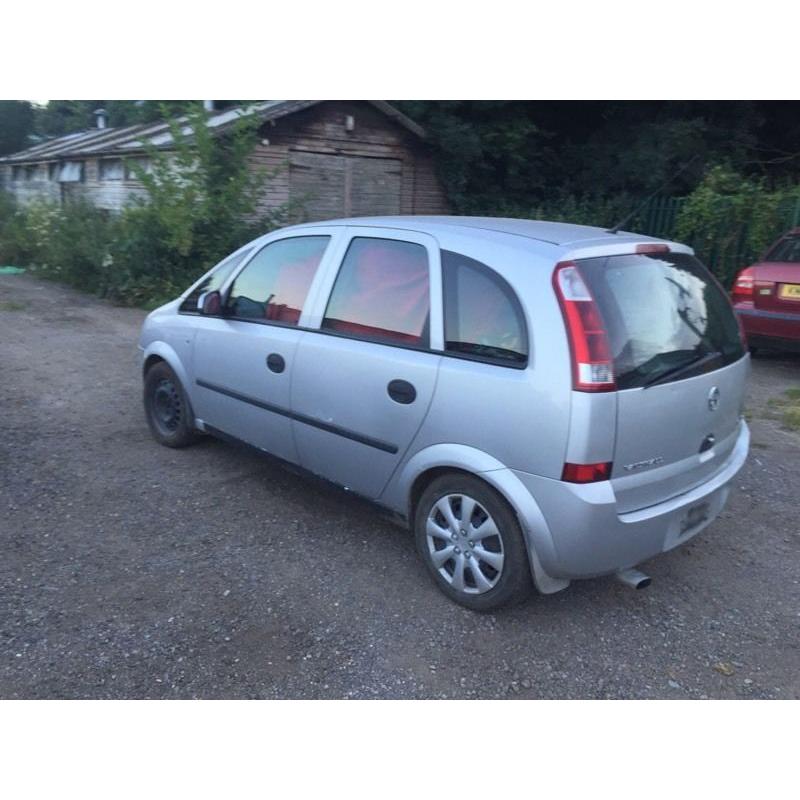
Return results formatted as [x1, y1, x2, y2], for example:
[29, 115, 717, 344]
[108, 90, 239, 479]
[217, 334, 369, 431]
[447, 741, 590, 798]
[765, 236, 800, 263]
[578, 252, 745, 390]
[442, 250, 527, 366]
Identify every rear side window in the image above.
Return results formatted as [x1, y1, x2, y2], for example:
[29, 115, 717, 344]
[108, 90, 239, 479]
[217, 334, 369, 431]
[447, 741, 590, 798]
[226, 236, 330, 325]
[578, 252, 745, 389]
[322, 237, 430, 346]
[179, 248, 253, 313]
[765, 236, 800, 263]
[442, 250, 528, 366]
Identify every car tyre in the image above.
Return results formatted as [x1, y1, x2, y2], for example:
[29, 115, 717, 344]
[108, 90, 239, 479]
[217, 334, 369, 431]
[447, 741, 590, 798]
[143, 361, 200, 448]
[415, 473, 532, 611]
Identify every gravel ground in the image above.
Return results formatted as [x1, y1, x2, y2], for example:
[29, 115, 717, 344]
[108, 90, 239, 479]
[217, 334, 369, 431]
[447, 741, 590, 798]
[1, 273, 799, 699]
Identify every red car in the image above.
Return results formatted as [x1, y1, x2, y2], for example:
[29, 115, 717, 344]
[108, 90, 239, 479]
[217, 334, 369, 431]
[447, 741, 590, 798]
[732, 228, 800, 353]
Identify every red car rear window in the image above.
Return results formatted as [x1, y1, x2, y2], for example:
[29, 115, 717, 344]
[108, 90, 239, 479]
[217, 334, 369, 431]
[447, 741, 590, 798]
[765, 236, 800, 263]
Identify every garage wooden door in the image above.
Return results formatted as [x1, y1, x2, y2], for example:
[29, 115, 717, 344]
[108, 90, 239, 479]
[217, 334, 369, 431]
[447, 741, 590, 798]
[290, 151, 402, 221]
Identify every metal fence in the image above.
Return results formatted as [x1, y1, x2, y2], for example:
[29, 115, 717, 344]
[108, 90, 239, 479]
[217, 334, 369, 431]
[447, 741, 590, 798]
[626, 195, 800, 285]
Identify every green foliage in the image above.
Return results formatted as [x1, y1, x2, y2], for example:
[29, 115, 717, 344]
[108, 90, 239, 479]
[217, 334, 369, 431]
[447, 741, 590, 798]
[108, 103, 290, 305]
[0, 100, 36, 156]
[395, 100, 800, 214]
[675, 166, 800, 285]
[0, 195, 116, 292]
[0, 103, 287, 306]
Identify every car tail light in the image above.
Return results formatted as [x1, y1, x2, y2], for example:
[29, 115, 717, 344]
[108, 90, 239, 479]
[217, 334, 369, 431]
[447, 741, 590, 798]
[731, 267, 754, 303]
[553, 261, 616, 392]
[635, 243, 670, 254]
[562, 461, 613, 483]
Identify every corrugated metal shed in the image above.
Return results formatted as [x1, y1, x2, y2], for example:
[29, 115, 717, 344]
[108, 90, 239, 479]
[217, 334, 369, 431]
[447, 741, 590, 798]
[0, 101, 426, 164]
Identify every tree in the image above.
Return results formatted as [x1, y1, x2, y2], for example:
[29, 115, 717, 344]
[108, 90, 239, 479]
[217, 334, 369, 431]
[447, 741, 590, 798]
[395, 100, 800, 214]
[0, 101, 35, 155]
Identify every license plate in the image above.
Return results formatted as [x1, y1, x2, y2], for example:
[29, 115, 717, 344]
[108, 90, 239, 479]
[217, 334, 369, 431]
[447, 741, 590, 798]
[779, 283, 800, 300]
[681, 502, 710, 534]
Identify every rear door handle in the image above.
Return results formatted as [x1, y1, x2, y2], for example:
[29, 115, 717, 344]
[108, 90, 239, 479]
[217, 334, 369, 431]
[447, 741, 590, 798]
[266, 353, 286, 373]
[387, 379, 416, 404]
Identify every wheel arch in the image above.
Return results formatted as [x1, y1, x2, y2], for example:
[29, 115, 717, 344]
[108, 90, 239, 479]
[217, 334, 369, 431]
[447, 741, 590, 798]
[141, 341, 193, 398]
[391, 444, 569, 595]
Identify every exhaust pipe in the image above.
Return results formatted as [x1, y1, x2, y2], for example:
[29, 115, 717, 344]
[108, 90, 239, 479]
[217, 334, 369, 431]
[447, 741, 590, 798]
[615, 568, 651, 590]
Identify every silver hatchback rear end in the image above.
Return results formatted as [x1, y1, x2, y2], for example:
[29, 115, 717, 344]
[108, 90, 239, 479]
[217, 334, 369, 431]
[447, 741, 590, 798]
[512, 241, 749, 583]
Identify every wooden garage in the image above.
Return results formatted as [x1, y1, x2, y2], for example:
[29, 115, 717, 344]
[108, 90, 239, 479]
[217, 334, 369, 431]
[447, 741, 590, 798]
[0, 101, 449, 221]
[248, 100, 448, 220]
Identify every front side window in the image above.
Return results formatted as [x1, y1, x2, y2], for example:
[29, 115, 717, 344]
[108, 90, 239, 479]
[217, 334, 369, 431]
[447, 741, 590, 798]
[179, 248, 254, 313]
[226, 236, 330, 325]
[322, 237, 430, 346]
[442, 250, 528, 366]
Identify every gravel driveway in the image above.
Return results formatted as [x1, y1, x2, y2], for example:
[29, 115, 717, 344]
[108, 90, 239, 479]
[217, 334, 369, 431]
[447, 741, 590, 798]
[1, 273, 798, 699]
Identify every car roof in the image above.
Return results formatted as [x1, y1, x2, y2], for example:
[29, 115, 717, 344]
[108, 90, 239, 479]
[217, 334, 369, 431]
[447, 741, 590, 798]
[287, 215, 675, 251]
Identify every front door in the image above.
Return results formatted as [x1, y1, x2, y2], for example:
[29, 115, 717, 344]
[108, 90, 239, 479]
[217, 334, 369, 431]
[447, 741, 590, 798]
[290, 229, 442, 498]
[191, 233, 334, 462]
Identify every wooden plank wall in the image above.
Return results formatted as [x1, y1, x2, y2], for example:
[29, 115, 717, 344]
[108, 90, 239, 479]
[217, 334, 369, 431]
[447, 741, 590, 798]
[248, 101, 448, 221]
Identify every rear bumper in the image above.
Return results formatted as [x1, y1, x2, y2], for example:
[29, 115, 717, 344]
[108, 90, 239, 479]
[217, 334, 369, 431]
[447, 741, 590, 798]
[735, 305, 800, 344]
[514, 420, 750, 579]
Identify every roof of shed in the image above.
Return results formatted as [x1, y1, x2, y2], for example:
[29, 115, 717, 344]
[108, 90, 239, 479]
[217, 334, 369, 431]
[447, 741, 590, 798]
[0, 101, 426, 164]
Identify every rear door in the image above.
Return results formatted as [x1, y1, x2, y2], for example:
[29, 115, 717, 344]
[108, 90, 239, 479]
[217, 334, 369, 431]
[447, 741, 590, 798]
[290, 227, 442, 499]
[191, 231, 337, 463]
[578, 251, 747, 512]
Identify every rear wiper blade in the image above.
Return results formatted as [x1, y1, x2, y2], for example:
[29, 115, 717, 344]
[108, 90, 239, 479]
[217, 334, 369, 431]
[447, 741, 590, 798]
[642, 350, 723, 389]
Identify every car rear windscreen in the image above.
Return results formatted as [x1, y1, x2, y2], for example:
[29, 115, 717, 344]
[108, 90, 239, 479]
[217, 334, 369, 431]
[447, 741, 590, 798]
[765, 236, 800, 263]
[577, 252, 745, 390]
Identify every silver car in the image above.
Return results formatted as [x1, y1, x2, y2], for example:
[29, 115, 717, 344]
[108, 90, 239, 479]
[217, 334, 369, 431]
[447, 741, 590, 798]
[139, 217, 750, 610]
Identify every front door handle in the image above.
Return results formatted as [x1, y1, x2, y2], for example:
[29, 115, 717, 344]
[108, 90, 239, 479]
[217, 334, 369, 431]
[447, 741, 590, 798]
[387, 379, 416, 404]
[266, 353, 286, 373]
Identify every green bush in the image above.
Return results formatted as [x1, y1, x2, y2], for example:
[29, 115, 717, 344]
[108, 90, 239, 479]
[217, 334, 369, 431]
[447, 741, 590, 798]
[675, 165, 800, 286]
[0, 191, 46, 266]
[0, 197, 118, 293]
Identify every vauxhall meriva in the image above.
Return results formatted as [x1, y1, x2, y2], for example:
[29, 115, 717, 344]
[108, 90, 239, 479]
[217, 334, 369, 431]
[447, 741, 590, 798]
[139, 217, 750, 610]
